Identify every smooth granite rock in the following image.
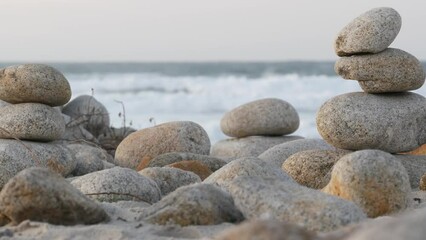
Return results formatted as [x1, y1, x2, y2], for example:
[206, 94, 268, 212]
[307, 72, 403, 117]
[66, 143, 113, 176]
[0, 103, 65, 141]
[317, 92, 426, 153]
[215, 219, 317, 240]
[203, 157, 293, 190]
[167, 160, 213, 180]
[0, 64, 71, 106]
[220, 98, 299, 138]
[114, 121, 211, 170]
[283, 149, 351, 189]
[394, 154, 426, 189]
[335, 48, 425, 93]
[148, 152, 226, 172]
[258, 138, 335, 168]
[0, 168, 108, 226]
[62, 95, 110, 137]
[227, 176, 366, 232]
[71, 167, 161, 203]
[139, 167, 201, 196]
[210, 135, 303, 160]
[140, 183, 244, 226]
[0, 139, 77, 189]
[323, 150, 411, 217]
[335, 7, 401, 56]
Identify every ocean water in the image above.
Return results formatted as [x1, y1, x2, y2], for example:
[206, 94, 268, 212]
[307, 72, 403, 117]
[3, 62, 426, 144]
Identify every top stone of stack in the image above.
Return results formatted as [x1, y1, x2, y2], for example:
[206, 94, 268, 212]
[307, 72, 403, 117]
[0, 64, 71, 106]
[334, 7, 401, 56]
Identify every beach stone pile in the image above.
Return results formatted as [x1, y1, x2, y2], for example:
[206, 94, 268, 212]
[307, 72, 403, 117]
[211, 98, 303, 159]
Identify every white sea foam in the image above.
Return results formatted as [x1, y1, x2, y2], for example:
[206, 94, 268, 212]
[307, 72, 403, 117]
[66, 73, 372, 143]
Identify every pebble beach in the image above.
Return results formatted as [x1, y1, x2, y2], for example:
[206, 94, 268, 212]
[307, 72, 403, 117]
[0, 6, 426, 240]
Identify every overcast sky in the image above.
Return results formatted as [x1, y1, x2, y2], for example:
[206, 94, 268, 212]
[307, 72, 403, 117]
[0, 0, 425, 62]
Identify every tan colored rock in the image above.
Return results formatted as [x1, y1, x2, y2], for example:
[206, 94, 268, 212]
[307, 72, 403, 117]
[167, 160, 213, 180]
[283, 149, 351, 189]
[220, 98, 299, 138]
[420, 174, 426, 191]
[323, 150, 411, 217]
[148, 152, 226, 172]
[0, 167, 108, 226]
[335, 7, 401, 56]
[114, 121, 211, 170]
[0, 64, 71, 106]
[0, 103, 65, 141]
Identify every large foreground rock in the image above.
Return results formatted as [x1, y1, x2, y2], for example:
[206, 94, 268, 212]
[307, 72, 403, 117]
[140, 184, 244, 226]
[335, 48, 425, 93]
[221, 98, 299, 138]
[0, 64, 71, 106]
[115, 121, 211, 170]
[0, 139, 76, 188]
[211, 135, 303, 160]
[0, 103, 65, 141]
[334, 7, 401, 56]
[0, 168, 108, 225]
[227, 177, 366, 232]
[71, 167, 161, 203]
[323, 150, 411, 217]
[317, 92, 426, 152]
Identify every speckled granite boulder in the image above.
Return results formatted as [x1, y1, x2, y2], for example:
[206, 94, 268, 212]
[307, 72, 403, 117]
[258, 138, 335, 167]
[0, 168, 108, 226]
[66, 143, 114, 176]
[335, 48, 425, 93]
[148, 152, 226, 172]
[317, 92, 426, 153]
[114, 121, 211, 170]
[323, 150, 411, 217]
[62, 95, 110, 137]
[0, 103, 65, 141]
[220, 98, 299, 138]
[335, 7, 401, 56]
[0, 64, 71, 106]
[140, 183, 244, 226]
[71, 167, 161, 203]
[211, 135, 303, 160]
[139, 167, 201, 196]
[228, 176, 366, 232]
[283, 149, 351, 189]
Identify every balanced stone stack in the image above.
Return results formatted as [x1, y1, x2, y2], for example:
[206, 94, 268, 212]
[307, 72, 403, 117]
[211, 98, 302, 159]
[317, 7, 426, 153]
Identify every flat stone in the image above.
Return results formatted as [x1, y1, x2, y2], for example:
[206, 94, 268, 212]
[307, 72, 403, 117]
[210, 135, 303, 160]
[114, 121, 211, 170]
[0, 64, 71, 106]
[139, 167, 201, 196]
[0, 167, 108, 226]
[317, 92, 426, 152]
[283, 149, 351, 189]
[0, 139, 77, 189]
[65, 143, 114, 176]
[0, 103, 65, 141]
[71, 167, 161, 203]
[62, 95, 110, 137]
[167, 160, 213, 180]
[203, 157, 294, 189]
[220, 98, 299, 138]
[227, 176, 366, 232]
[323, 150, 411, 217]
[335, 48, 425, 93]
[148, 152, 226, 172]
[335, 7, 401, 56]
[215, 219, 317, 240]
[258, 138, 335, 168]
[140, 183, 244, 226]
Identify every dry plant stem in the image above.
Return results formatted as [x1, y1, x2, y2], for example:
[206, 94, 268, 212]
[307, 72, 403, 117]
[114, 100, 127, 131]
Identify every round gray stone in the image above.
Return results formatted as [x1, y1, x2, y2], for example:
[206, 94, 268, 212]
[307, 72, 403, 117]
[316, 92, 426, 152]
[335, 7, 401, 56]
[0, 103, 65, 141]
[0, 64, 71, 106]
[335, 48, 425, 93]
[66, 143, 113, 176]
[323, 150, 411, 217]
[220, 98, 299, 138]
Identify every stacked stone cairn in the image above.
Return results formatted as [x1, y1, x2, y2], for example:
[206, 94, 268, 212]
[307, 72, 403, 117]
[211, 98, 302, 160]
[315, 7, 426, 217]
